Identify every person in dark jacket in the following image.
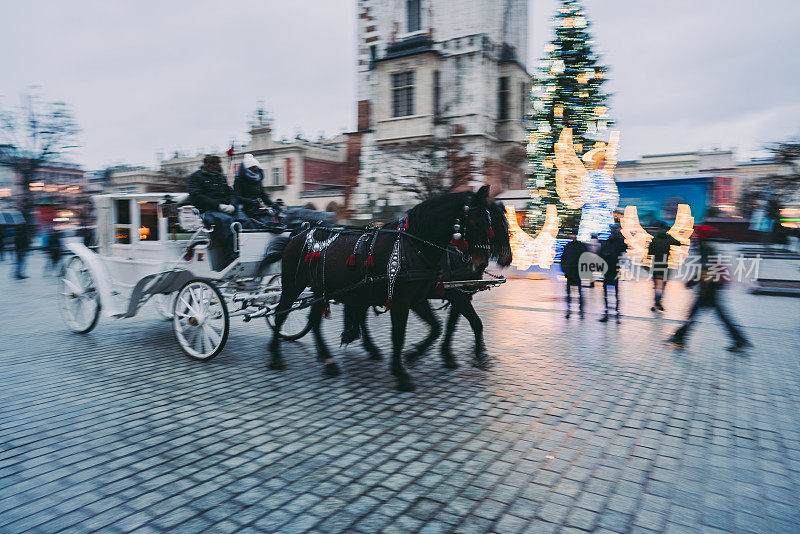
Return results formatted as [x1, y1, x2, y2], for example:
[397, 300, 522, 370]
[13, 224, 30, 280]
[44, 228, 63, 275]
[0, 228, 7, 261]
[667, 231, 751, 351]
[187, 155, 238, 267]
[560, 235, 587, 318]
[598, 227, 627, 322]
[234, 153, 277, 225]
[647, 223, 681, 312]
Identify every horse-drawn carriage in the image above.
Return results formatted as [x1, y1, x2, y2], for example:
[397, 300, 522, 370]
[60, 189, 509, 390]
[58, 193, 314, 360]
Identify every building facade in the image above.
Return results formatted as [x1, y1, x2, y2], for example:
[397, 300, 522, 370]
[350, 0, 531, 220]
[160, 112, 348, 217]
[614, 150, 799, 218]
[0, 160, 89, 227]
[105, 167, 183, 195]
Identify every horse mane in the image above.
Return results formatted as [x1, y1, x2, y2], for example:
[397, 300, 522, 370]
[489, 201, 512, 264]
[405, 191, 473, 239]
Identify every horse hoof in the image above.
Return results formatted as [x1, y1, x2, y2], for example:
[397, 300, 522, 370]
[397, 379, 416, 392]
[324, 362, 341, 377]
[443, 359, 459, 369]
[404, 352, 422, 366]
[269, 360, 286, 371]
[367, 351, 382, 361]
[472, 358, 490, 370]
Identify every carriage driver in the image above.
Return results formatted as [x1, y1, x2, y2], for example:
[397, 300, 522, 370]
[234, 153, 278, 226]
[187, 154, 238, 267]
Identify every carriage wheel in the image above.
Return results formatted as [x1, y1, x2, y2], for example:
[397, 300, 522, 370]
[173, 279, 229, 361]
[59, 256, 101, 334]
[264, 274, 314, 341]
[152, 293, 176, 320]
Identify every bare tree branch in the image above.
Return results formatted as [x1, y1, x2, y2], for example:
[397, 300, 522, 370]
[0, 91, 80, 222]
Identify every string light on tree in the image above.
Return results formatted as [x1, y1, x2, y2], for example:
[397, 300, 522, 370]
[525, 0, 613, 238]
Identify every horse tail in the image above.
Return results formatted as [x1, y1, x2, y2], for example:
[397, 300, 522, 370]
[257, 235, 292, 275]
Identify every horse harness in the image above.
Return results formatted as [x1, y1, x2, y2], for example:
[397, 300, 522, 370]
[298, 200, 493, 308]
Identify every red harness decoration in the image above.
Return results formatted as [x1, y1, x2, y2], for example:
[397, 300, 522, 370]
[304, 251, 321, 263]
[449, 238, 469, 252]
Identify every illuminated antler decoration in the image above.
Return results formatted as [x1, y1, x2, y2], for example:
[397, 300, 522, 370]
[553, 128, 588, 209]
[620, 204, 694, 268]
[620, 205, 653, 266]
[667, 204, 694, 268]
[505, 205, 560, 269]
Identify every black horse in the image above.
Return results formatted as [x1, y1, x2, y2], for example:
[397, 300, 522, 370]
[268, 187, 494, 391]
[341, 201, 512, 368]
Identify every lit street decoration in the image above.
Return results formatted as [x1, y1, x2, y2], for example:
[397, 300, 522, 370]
[620, 204, 694, 268]
[620, 205, 653, 266]
[505, 204, 560, 269]
[666, 203, 694, 268]
[553, 128, 587, 209]
[554, 128, 620, 240]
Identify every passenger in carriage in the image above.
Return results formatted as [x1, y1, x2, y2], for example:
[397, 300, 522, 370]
[234, 153, 278, 227]
[187, 155, 237, 267]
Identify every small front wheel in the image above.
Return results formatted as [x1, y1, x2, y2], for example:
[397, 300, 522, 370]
[264, 274, 314, 341]
[173, 279, 229, 361]
[59, 256, 101, 334]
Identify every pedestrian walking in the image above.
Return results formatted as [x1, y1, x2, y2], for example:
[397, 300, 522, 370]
[667, 230, 751, 351]
[587, 233, 602, 288]
[0, 228, 7, 261]
[13, 224, 30, 280]
[560, 234, 587, 318]
[599, 227, 627, 323]
[44, 228, 63, 275]
[647, 223, 680, 312]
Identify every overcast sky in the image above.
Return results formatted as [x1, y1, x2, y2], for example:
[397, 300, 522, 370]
[1, 0, 798, 170]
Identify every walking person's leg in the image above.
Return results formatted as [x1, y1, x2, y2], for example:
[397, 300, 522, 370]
[668, 297, 703, 347]
[565, 282, 572, 318]
[600, 282, 609, 321]
[577, 282, 584, 317]
[714, 295, 750, 350]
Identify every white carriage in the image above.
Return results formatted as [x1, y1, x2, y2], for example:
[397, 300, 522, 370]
[59, 193, 313, 360]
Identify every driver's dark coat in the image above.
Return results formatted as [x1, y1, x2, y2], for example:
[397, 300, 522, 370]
[187, 167, 234, 212]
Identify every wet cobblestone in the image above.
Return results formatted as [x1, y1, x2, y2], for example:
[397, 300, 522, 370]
[1, 253, 799, 533]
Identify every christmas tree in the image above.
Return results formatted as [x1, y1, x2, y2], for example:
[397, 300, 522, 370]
[525, 0, 613, 236]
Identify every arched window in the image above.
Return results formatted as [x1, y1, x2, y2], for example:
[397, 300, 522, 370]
[304, 203, 317, 210]
[325, 202, 339, 214]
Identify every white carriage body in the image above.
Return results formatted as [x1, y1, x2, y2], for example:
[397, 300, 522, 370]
[69, 192, 281, 318]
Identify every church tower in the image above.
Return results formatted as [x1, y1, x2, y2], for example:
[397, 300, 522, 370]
[351, 0, 531, 220]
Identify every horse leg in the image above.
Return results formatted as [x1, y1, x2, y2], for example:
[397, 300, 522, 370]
[310, 300, 340, 377]
[269, 286, 303, 370]
[440, 302, 461, 369]
[360, 308, 382, 360]
[390, 305, 415, 392]
[406, 300, 442, 365]
[460, 299, 486, 367]
[341, 304, 361, 345]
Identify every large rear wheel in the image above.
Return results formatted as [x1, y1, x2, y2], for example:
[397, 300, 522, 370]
[173, 279, 229, 361]
[59, 256, 101, 334]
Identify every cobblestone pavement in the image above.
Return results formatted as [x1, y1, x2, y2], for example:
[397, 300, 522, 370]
[1, 253, 799, 534]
